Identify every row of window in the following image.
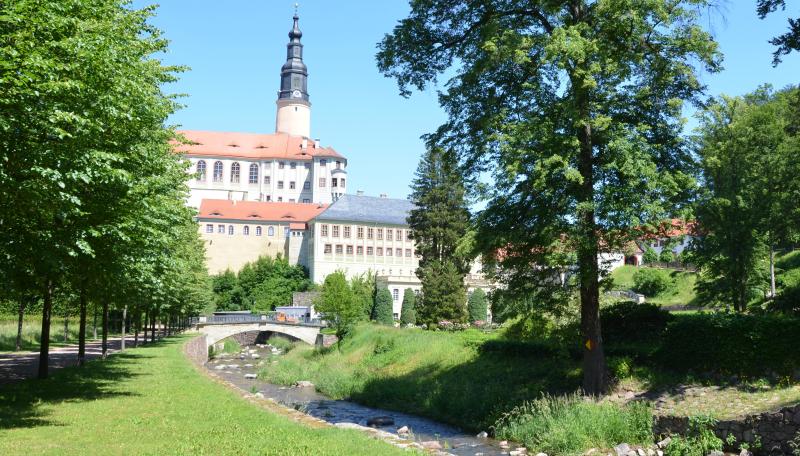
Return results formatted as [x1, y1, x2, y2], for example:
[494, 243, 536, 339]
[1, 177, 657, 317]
[194, 160, 345, 186]
[205, 224, 289, 237]
[323, 244, 413, 257]
[320, 225, 407, 241]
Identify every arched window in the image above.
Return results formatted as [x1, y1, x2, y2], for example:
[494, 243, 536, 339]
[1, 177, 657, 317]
[256, 226, 262, 236]
[213, 161, 223, 182]
[268, 226, 275, 236]
[230, 162, 240, 183]
[195, 160, 206, 181]
[243, 226, 250, 236]
[249, 164, 259, 184]
[228, 225, 234, 235]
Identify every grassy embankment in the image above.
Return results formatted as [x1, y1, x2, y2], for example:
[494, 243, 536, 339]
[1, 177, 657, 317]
[609, 265, 698, 307]
[0, 315, 115, 352]
[0, 335, 408, 456]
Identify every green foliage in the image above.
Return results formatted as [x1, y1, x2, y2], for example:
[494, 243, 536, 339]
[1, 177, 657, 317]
[315, 271, 361, 340]
[659, 249, 675, 263]
[757, 0, 800, 65]
[643, 248, 660, 265]
[632, 269, 673, 297]
[666, 415, 723, 456]
[372, 286, 394, 325]
[349, 272, 376, 320]
[209, 256, 310, 314]
[656, 313, 800, 377]
[493, 393, 653, 455]
[467, 288, 488, 323]
[600, 302, 673, 345]
[417, 260, 467, 324]
[692, 87, 800, 311]
[400, 288, 416, 325]
[267, 334, 296, 353]
[211, 270, 242, 311]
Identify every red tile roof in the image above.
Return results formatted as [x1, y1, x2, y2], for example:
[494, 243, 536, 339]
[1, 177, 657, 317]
[197, 199, 328, 225]
[174, 130, 345, 161]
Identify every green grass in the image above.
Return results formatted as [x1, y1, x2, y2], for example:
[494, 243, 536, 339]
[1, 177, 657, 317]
[0, 315, 110, 352]
[259, 323, 582, 432]
[609, 265, 698, 307]
[494, 393, 653, 455]
[0, 335, 408, 455]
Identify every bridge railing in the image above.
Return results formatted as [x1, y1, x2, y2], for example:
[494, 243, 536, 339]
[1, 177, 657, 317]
[189, 314, 325, 327]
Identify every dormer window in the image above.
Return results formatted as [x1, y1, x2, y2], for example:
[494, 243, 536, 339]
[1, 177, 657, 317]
[320, 159, 327, 167]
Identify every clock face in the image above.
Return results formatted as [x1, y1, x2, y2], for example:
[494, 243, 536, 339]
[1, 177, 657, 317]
[292, 90, 302, 98]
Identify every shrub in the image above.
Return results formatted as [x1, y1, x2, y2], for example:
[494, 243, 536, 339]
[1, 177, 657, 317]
[493, 393, 653, 455]
[632, 268, 672, 296]
[468, 288, 488, 322]
[666, 415, 723, 456]
[600, 301, 673, 344]
[372, 286, 394, 325]
[659, 249, 674, 263]
[656, 313, 800, 377]
[643, 247, 659, 264]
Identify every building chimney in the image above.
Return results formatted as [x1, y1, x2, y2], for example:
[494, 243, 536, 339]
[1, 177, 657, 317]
[357, 190, 364, 196]
[314, 138, 321, 148]
[301, 138, 308, 150]
[379, 193, 387, 198]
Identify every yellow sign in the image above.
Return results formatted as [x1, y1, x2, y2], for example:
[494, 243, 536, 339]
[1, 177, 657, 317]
[585, 339, 593, 350]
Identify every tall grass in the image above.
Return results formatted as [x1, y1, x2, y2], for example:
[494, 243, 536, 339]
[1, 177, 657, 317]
[0, 315, 92, 352]
[493, 393, 653, 455]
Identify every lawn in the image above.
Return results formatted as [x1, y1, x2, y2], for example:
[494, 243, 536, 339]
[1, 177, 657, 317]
[0, 335, 407, 456]
[609, 265, 698, 307]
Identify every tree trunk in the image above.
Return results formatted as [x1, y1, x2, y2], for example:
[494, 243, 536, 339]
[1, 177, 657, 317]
[769, 246, 776, 299]
[37, 279, 53, 379]
[143, 309, 149, 343]
[121, 304, 127, 351]
[15, 299, 26, 351]
[101, 301, 109, 360]
[150, 312, 156, 342]
[63, 315, 68, 343]
[134, 310, 139, 347]
[78, 289, 87, 366]
[575, 84, 607, 395]
[93, 304, 98, 340]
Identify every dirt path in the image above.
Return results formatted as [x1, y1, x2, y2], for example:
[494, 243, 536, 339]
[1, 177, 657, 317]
[0, 336, 153, 384]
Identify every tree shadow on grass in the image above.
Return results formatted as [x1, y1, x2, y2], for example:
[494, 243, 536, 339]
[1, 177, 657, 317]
[349, 349, 582, 432]
[0, 350, 152, 430]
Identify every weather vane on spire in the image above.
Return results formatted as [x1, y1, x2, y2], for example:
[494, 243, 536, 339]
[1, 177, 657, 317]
[294, 3, 299, 16]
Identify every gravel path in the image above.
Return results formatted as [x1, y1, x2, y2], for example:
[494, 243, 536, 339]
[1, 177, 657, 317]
[0, 336, 151, 384]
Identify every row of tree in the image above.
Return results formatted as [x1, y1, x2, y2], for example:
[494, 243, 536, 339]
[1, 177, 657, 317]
[211, 256, 312, 312]
[0, 0, 212, 378]
[378, 0, 799, 395]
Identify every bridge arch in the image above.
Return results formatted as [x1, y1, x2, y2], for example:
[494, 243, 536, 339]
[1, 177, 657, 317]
[195, 320, 322, 348]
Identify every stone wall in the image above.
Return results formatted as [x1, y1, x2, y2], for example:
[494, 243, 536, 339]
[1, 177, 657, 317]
[654, 403, 800, 455]
[185, 334, 208, 365]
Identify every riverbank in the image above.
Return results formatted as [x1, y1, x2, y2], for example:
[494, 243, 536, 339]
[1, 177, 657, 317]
[0, 335, 408, 455]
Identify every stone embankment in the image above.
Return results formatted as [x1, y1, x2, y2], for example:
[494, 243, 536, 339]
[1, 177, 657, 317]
[654, 404, 800, 455]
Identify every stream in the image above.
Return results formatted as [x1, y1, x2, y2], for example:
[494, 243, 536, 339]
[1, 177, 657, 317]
[205, 343, 515, 455]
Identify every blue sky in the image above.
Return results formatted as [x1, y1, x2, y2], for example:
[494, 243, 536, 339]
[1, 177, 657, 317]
[137, 1, 799, 200]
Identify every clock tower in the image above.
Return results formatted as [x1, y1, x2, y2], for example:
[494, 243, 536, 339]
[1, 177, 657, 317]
[275, 12, 311, 137]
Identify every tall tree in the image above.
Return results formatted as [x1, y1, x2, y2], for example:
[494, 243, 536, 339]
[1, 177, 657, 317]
[373, 285, 395, 325]
[408, 147, 471, 323]
[378, 1, 720, 394]
[758, 0, 800, 64]
[692, 86, 800, 309]
[400, 288, 417, 325]
[468, 288, 488, 323]
[315, 271, 360, 342]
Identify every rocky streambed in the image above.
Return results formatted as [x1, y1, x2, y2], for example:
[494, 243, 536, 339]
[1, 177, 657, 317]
[205, 343, 518, 456]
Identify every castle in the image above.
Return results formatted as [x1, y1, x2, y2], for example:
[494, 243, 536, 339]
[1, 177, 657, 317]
[176, 13, 490, 318]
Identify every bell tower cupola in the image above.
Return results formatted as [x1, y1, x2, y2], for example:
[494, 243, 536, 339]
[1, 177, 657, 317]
[275, 10, 311, 138]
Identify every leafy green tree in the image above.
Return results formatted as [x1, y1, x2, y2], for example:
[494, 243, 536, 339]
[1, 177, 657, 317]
[632, 269, 672, 297]
[467, 288, 488, 323]
[315, 271, 360, 341]
[400, 288, 416, 325]
[373, 285, 394, 325]
[416, 260, 467, 325]
[643, 248, 659, 265]
[692, 87, 800, 310]
[237, 256, 310, 312]
[351, 272, 376, 319]
[659, 249, 675, 264]
[378, 0, 719, 394]
[758, 0, 800, 64]
[212, 270, 241, 311]
[408, 147, 471, 323]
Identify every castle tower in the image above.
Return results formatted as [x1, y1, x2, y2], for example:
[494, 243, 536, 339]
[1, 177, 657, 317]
[275, 13, 311, 138]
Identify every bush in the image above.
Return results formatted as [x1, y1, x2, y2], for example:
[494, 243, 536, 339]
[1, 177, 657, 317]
[632, 268, 672, 296]
[400, 289, 416, 325]
[600, 301, 673, 344]
[666, 415, 723, 456]
[656, 313, 800, 377]
[659, 249, 674, 263]
[493, 393, 653, 455]
[468, 288, 488, 322]
[372, 286, 394, 325]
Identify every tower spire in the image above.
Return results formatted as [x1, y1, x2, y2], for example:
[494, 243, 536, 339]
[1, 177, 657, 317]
[275, 9, 311, 137]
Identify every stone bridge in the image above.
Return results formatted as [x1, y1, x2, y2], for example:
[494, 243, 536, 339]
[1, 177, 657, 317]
[191, 315, 325, 348]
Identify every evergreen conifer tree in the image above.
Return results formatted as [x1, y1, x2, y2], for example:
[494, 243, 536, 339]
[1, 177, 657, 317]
[373, 286, 394, 325]
[467, 288, 488, 323]
[400, 288, 416, 325]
